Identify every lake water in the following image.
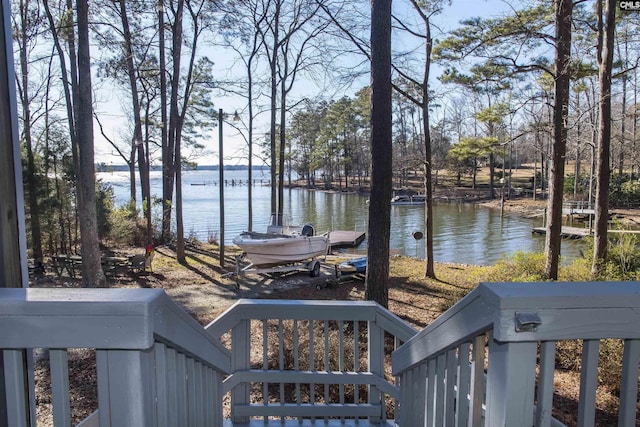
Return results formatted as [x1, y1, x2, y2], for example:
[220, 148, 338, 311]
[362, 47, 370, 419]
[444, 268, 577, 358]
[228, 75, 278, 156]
[98, 168, 586, 266]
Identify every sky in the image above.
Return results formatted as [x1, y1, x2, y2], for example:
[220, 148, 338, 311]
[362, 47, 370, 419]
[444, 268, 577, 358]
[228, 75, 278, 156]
[92, 0, 516, 167]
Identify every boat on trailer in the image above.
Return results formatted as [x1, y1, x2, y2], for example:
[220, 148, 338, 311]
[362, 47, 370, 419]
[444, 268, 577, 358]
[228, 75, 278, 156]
[391, 194, 426, 205]
[231, 215, 329, 285]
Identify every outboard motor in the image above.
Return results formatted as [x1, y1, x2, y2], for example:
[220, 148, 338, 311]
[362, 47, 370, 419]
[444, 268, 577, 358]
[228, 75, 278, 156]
[301, 223, 315, 237]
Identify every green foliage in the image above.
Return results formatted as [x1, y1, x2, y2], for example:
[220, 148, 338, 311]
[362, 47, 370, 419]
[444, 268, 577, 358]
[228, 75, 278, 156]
[489, 251, 547, 282]
[96, 181, 114, 239]
[582, 225, 640, 280]
[107, 200, 146, 246]
[613, 177, 640, 205]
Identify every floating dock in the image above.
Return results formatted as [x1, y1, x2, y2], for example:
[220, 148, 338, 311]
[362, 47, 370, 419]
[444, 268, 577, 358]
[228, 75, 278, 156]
[328, 230, 366, 248]
[532, 226, 592, 239]
[532, 227, 640, 239]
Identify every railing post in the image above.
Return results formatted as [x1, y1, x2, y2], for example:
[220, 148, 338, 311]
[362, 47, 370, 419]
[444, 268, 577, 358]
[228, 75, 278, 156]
[231, 319, 250, 424]
[96, 348, 156, 427]
[368, 320, 384, 424]
[485, 337, 537, 427]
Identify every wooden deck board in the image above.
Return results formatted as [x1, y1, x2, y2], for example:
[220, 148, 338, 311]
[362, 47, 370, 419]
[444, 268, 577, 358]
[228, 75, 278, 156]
[328, 230, 366, 248]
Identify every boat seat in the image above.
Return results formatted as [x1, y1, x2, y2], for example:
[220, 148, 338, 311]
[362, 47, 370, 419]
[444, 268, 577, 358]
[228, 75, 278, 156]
[301, 223, 315, 237]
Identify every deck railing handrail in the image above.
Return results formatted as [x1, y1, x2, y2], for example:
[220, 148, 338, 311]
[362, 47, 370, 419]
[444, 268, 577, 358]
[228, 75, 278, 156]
[0, 288, 231, 427]
[392, 281, 640, 426]
[207, 299, 418, 425]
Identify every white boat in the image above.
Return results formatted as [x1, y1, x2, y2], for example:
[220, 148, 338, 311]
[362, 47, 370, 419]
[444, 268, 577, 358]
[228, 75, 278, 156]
[232, 216, 329, 267]
[391, 195, 426, 205]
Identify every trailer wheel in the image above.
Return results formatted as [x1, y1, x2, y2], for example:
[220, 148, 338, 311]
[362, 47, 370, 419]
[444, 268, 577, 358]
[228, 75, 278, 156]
[309, 260, 321, 277]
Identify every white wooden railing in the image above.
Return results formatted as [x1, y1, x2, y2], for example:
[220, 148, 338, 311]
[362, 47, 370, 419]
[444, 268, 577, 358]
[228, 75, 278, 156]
[206, 299, 418, 425]
[392, 281, 640, 427]
[0, 288, 231, 427]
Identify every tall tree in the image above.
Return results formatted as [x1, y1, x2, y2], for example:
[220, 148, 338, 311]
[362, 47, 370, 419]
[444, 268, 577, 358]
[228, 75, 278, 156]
[544, 0, 573, 280]
[14, 0, 43, 264]
[592, 0, 616, 274]
[391, 0, 448, 279]
[117, 0, 152, 245]
[366, 0, 392, 308]
[76, 0, 107, 287]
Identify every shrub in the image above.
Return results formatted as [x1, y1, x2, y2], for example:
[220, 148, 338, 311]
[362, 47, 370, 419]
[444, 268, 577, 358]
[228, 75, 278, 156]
[487, 251, 546, 282]
[107, 200, 146, 246]
[96, 181, 115, 239]
[582, 224, 640, 280]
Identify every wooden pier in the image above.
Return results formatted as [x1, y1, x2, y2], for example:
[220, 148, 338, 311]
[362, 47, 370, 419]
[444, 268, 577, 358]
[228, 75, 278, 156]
[328, 230, 366, 248]
[532, 226, 591, 239]
[532, 226, 640, 239]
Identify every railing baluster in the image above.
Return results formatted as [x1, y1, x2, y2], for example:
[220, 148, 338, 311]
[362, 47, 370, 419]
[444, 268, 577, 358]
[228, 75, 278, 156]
[323, 319, 329, 422]
[456, 342, 471, 427]
[279, 318, 284, 421]
[339, 319, 345, 423]
[354, 320, 359, 407]
[368, 319, 384, 424]
[619, 339, 640, 426]
[3, 349, 29, 427]
[154, 343, 169, 427]
[294, 319, 300, 414]
[262, 319, 268, 423]
[202, 365, 211, 426]
[536, 341, 556, 427]
[578, 339, 600, 427]
[309, 319, 315, 422]
[194, 360, 204, 426]
[444, 348, 457, 427]
[416, 363, 427, 426]
[469, 335, 485, 426]
[49, 349, 71, 427]
[165, 347, 178, 426]
[435, 353, 446, 424]
[176, 352, 188, 426]
[427, 357, 437, 426]
[403, 365, 415, 426]
[187, 357, 196, 426]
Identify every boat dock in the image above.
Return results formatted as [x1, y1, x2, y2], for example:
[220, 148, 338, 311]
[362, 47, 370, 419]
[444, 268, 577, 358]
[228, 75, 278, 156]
[532, 226, 592, 239]
[328, 230, 366, 248]
[532, 227, 640, 239]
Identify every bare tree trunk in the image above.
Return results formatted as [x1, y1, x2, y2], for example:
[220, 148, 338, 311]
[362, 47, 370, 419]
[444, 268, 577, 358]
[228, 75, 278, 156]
[76, 0, 106, 287]
[159, 0, 167, 239]
[365, 0, 392, 308]
[17, 0, 42, 263]
[574, 94, 581, 200]
[119, 0, 151, 244]
[592, 0, 616, 274]
[162, 0, 184, 242]
[269, 1, 280, 222]
[278, 66, 286, 223]
[544, 0, 573, 280]
[422, 20, 435, 279]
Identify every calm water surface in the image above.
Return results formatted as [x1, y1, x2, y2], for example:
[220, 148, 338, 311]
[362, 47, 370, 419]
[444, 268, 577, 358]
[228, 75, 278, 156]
[98, 169, 585, 265]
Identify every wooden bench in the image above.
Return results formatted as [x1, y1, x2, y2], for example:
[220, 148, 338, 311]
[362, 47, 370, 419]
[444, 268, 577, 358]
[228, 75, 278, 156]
[51, 255, 82, 278]
[27, 259, 45, 276]
[127, 255, 146, 274]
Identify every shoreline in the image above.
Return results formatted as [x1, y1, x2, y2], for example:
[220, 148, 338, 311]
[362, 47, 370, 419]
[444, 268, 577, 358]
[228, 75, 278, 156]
[286, 180, 640, 227]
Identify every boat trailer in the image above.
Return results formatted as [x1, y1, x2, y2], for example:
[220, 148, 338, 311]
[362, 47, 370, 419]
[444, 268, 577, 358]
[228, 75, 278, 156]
[228, 255, 323, 288]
